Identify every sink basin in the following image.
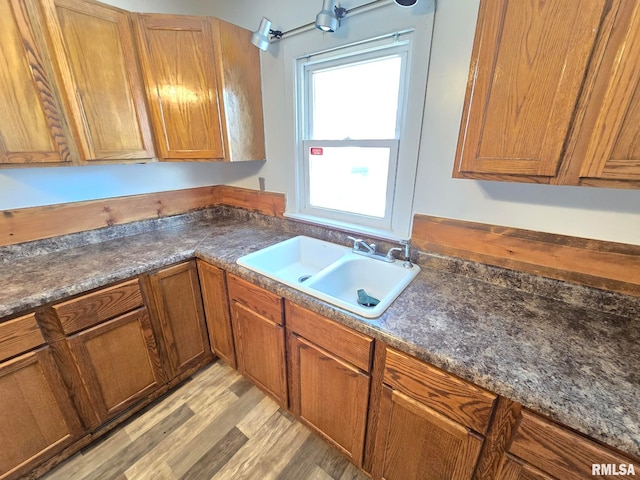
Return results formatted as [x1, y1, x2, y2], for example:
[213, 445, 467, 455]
[307, 257, 418, 317]
[236, 236, 348, 285]
[236, 235, 420, 318]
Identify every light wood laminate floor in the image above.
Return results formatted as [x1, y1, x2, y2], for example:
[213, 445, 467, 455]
[42, 360, 369, 480]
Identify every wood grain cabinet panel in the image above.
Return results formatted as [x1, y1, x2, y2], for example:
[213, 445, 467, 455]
[288, 332, 370, 466]
[497, 409, 640, 480]
[0, 0, 74, 166]
[134, 14, 265, 162]
[211, 18, 265, 162]
[38, 0, 154, 162]
[134, 14, 225, 161]
[145, 261, 212, 380]
[52, 279, 143, 335]
[0, 348, 83, 480]
[0, 313, 45, 362]
[566, 0, 640, 187]
[197, 260, 236, 368]
[454, 0, 607, 180]
[228, 274, 287, 406]
[373, 387, 484, 480]
[67, 307, 164, 425]
[372, 347, 496, 480]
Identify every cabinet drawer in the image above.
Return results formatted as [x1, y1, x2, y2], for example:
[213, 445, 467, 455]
[383, 347, 496, 434]
[53, 279, 144, 334]
[285, 301, 373, 372]
[509, 410, 639, 480]
[227, 274, 283, 325]
[0, 313, 45, 362]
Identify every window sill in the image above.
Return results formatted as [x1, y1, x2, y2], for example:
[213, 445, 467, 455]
[283, 212, 408, 242]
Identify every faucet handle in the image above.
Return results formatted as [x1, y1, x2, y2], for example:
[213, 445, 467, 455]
[386, 247, 403, 261]
[347, 236, 362, 247]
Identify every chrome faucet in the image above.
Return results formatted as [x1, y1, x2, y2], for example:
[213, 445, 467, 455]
[347, 236, 377, 255]
[347, 236, 413, 267]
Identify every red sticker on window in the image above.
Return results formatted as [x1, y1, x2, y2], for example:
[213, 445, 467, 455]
[310, 147, 323, 155]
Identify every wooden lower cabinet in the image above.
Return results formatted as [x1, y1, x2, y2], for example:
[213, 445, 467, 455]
[496, 409, 639, 480]
[0, 348, 83, 480]
[144, 261, 212, 380]
[286, 302, 373, 467]
[373, 386, 484, 480]
[67, 307, 164, 425]
[197, 260, 236, 368]
[372, 347, 497, 480]
[227, 273, 287, 406]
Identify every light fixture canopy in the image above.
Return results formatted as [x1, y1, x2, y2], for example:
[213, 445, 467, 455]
[250, 17, 283, 51]
[315, 0, 347, 33]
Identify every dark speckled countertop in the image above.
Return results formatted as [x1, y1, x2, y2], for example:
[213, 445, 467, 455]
[1, 207, 639, 458]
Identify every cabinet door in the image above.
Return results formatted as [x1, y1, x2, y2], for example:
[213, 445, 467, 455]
[211, 18, 265, 162]
[146, 261, 211, 379]
[135, 14, 225, 161]
[39, 0, 154, 162]
[230, 300, 287, 406]
[0, 348, 83, 480]
[67, 308, 164, 425]
[572, 1, 640, 186]
[372, 386, 484, 480]
[453, 0, 608, 180]
[197, 260, 236, 368]
[288, 333, 370, 466]
[0, 0, 74, 166]
[498, 456, 554, 480]
[504, 409, 639, 480]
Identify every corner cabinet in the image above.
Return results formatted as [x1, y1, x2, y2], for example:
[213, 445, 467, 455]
[36, 0, 155, 163]
[372, 347, 497, 480]
[143, 261, 212, 380]
[197, 260, 236, 368]
[453, 0, 640, 189]
[0, 0, 75, 167]
[134, 14, 265, 162]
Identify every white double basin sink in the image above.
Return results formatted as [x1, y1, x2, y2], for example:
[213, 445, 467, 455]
[236, 236, 420, 318]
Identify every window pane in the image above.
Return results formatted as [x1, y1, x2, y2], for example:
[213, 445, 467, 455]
[308, 146, 389, 217]
[310, 56, 402, 140]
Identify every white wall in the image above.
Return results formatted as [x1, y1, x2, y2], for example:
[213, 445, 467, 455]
[0, 0, 264, 210]
[205, 0, 640, 245]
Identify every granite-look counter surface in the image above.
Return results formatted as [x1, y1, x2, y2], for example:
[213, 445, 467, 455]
[1, 210, 638, 458]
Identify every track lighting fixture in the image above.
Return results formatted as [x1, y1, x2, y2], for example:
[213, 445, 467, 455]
[315, 0, 347, 33]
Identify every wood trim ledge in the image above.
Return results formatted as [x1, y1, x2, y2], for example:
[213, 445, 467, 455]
[0, 186, 285, 247]
[411, 214, 640, 296]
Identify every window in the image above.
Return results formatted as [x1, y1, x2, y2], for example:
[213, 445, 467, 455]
[295, 34, 416, 238]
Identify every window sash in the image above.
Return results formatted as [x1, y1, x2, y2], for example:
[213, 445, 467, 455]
[300, 139, 399, 229]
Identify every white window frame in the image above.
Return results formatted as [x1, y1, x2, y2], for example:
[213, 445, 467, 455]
[292, 32, 419, 239]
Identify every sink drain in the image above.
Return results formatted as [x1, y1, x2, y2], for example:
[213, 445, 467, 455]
[298, 274, 312, 283]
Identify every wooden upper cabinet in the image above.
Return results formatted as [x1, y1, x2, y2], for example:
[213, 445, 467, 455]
[454, 0, 609, 182]
[211, 18, 265, 162]
[38, 0, 154, 163]
[135, 14, 265, 162]
[0, 0, 75, 167]
[135, 14, 225, 161]
[563, 0, 640, 188]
